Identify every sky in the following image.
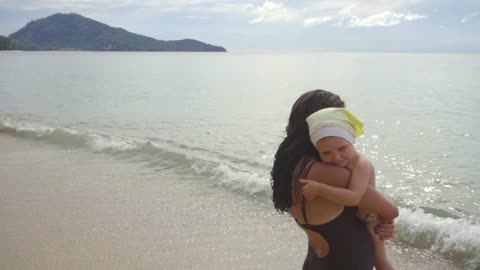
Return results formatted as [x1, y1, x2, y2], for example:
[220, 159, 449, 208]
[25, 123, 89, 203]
[0, 0, 479, 53]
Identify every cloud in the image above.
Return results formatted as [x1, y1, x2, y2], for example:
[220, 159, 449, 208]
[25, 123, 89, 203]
[301, 2, 427, 28]
[304, 16, 333, 27]
[0, 0, 252, 14]
[344, 11, 427, 27]
[1, 0, 129, 10]
[0, 0, 100, 10]
[338, 4, 356, 16]
[303, 4, 427, 28]
[309, 1, 425, 16]
[0, 0, 428, 28]
[329, 4, 427, 28]
[248, 1, 297, 24]
[461, 12, 479, 23]
[249, 17, 264, 24]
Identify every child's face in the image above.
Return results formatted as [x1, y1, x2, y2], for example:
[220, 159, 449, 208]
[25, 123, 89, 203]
[315, 136, 355, 167]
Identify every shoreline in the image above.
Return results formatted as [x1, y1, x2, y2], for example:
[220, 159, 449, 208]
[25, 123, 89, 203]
[0, 134, 458, 269]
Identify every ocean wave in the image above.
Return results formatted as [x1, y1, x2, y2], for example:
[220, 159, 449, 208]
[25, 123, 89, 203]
[0, 119, 137, 151]
[396, 207, 480, 269]
[0, 117, 272, 197]
[191, 161, 271, 197]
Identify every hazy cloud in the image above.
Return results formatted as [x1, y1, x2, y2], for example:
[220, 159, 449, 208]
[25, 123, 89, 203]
[299, 2, 427, 28]
[0, 0, 427, 28]
[0, 0, 252, 14]
[304, 16, 333, 27]
[303, 3, 427, 28]
[344, 11, 427, 27]
[248, 1, 297, 24]
[308, 1, 425, 16]
[461, 12, 479, 23]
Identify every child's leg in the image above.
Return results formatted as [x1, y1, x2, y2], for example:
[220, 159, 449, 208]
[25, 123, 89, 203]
[367, 220, 394, 270]
[356, 175, 377, 220]
[363, 175, 394, 270]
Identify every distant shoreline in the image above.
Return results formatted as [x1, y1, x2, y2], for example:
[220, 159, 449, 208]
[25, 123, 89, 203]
[3, 50, 480, 55]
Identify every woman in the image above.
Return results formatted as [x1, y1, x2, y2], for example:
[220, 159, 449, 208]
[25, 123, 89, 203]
[270, 90, 399, 269]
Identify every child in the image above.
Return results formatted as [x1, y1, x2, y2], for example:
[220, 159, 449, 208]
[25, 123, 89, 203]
[300, 107, 395, 270]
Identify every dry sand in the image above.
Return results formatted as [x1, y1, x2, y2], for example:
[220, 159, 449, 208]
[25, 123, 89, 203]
[0, 134, 458, 270]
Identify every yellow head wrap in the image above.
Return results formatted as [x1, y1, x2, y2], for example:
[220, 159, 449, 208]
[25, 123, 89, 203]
[306, 108, 364, 145]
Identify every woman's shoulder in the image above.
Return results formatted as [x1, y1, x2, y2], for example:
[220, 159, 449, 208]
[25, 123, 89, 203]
[293, 155, 317, 174]
[304, 158, 350, 182]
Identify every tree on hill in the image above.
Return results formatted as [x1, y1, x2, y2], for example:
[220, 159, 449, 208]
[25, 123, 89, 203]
[0, 36, 16, 50]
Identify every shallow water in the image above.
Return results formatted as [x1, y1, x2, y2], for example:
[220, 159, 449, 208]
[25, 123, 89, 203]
[0, 51, 479, 269]
[0, 134, 459, 270]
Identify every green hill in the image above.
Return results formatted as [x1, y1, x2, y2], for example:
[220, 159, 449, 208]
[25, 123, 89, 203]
[8, 13, 226, 52]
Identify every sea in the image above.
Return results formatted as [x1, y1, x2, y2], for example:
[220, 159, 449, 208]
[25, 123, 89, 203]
[0, 51, 479, 269]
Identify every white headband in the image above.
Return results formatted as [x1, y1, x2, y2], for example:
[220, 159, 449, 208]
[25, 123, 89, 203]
[310, 126, 355, 145]
[306, 108, 364, 146]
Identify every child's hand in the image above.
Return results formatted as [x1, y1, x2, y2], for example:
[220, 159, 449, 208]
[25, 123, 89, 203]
[374, 220, 395, 240]
[300, 179, 324, 201]
[366, 220, 381, 240]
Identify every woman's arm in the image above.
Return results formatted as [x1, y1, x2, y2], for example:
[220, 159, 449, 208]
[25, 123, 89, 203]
[301, 160, 399, 220]
[303, 161, 351, 188]
[302, 179, 398, 221]
[301, 157, 371, 206]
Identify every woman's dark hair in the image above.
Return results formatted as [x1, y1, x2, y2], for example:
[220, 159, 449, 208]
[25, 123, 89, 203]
[270, 89, 345, 212]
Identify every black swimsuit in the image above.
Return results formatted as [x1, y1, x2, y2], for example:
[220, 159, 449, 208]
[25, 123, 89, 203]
[297, 205, 375, 270]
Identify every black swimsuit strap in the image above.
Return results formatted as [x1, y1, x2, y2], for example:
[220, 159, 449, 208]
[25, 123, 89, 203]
[298, 157, 316, 224]
[301, 199, 309, 224]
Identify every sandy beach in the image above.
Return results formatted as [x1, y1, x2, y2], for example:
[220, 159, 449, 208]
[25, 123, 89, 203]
[0, 134, 458, 270]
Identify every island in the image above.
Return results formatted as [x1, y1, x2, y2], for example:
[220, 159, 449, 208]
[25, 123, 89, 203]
[8, 13, 226, 52]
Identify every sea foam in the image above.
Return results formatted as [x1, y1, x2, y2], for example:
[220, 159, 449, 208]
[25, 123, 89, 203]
[396, 207, 480, 268]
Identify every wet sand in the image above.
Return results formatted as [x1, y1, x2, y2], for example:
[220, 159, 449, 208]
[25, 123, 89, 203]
[0, 134, 458, 269]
